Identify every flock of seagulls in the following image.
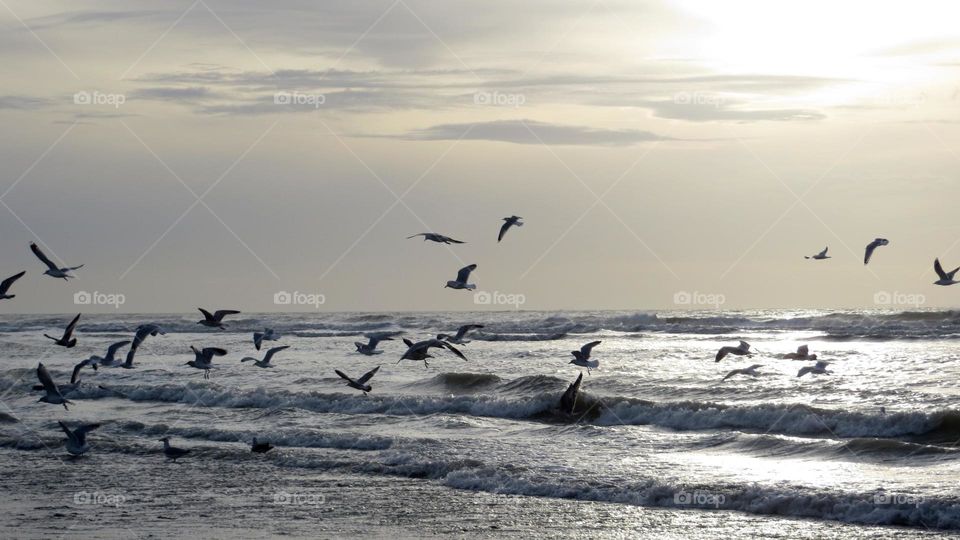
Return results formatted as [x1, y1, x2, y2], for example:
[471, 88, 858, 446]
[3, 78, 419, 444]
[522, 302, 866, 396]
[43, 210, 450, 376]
[714, 340, 835, 381]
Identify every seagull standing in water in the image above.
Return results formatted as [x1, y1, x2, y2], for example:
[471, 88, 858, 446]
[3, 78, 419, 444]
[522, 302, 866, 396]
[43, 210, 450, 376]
[88, 340, 131, 368]
[498, 216, 523, 242]
[797, 360, 832, 378]
[933, 258, 960, 286]
[36, 363, 72, 410]
[569, 340, 601, 374]
[123, 324, 165, 369]
[805, 247, 830, 260]
[186, 346, 227, 379]
[437, 324, 484, 345]
[240, 345, 289, 368]
[399, 338, 467, 368]
[251, 438, 274, 453]
[159, 437, 190, 461]
[783, 345, 817, 361]
[715, 341, 754, 362]
[0, 270, 25, 299]
[253, 328, 279, 350]
[864, 238, 889, 265]
[44, 313, 81, 348]
[722, 364, 763, 381]
[355, 334, 393, 355]
[406, 233, 465, 244]
[59, 421, 100, 456]
[197, 308, 240, 329]
[445, 264, 477, 290]
[335, 366, 380, 395]
[29, 242, 83, 280]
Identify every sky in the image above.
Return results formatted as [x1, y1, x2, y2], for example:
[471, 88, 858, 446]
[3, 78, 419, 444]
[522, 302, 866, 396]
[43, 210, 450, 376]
[1, 0, 959, 313]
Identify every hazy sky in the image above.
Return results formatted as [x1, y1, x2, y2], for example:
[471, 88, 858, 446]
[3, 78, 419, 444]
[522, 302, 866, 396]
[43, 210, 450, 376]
[2, 0, 960, 313]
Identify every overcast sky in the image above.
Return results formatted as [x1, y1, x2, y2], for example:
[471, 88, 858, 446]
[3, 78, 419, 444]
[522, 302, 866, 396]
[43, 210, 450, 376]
[1, 0, 960, 313]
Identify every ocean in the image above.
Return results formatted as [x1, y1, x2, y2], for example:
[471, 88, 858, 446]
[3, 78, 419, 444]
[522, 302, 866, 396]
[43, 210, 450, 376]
[1, 309, 959, 538]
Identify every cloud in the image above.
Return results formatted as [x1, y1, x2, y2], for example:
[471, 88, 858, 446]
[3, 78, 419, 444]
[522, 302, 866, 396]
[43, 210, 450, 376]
[0, 95, 51, 110]
[130, 87, 219, 102]
[392, 119, 673, 146]
[639, 99, 825, 122]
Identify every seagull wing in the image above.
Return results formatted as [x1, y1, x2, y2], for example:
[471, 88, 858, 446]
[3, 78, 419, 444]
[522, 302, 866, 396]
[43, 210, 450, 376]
[334, 369, 354, 383]
[70, 359, 90, 385]
[864, 239, 883, 265]
[63, 313, 81, 339]
[73, 423, 100, 444]
[442, 341, 467, 360]
[715, 347, 731, 362]
[935, 258, 948, 280]
[213, 310, 240, 321]
[722, 369, 740, 381]
[0, 271, 25, 294]
[106, 340, 131, 358]
[455, 324, 483, 340]
[58, 421, 78, 444]
[263, 345, 289, 363]
[406, 233, 426, 239]
[580, 341, 602, 355]
[253, 332, 264, 350]
[198, 308, 215, 322]
[201, 347, 228, 361]
[30, 242, 58, 271]
[455, 264, 477, 283]
[738, 341, 751, 351]
[403, 338, 415, 348]
[445, 236, 465, 244]
[797, 367, 812, 377]
[36, 363, 60, 394]
[818, 247, 828, 257]
[497, 221, 511, 242]
[357, 366, 380, 384]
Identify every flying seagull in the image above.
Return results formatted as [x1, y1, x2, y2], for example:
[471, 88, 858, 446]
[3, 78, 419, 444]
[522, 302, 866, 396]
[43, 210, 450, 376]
[864, 238, 889, 265]
[569, 340, 602, 374]
[197, 308, 240, 329]
[159, 437, 190, 461]
[30, 242, 83, 280]
[933, 258, 960, 286]
[445, 264, 477, 290]
[251, 437, 274, 454]
[715, 341, 753, 362]
[240, 345, 290, 368]
[0, 271, 25, 299]
[123, 324, 165, 369]
[436, 324, 484, 345]
[59, 421, 100, 456]
[399, 338, 467, 368]
[335, 366, 380, 395]
[253, 328, 279, 350]
[798, 360, 832, 378]
[44, 313, 81, 348]
[406, 233, 465, 244]
[783, 345, 817, 361]
[89, 340, 132, 368]
[187, 346, 227, 378]
[355, 334, 393, 355]
[36, 362, 72, 410]
[722, 364, 763, 381]
[805, 247, 830, 260]
[498, 215, 523, 242]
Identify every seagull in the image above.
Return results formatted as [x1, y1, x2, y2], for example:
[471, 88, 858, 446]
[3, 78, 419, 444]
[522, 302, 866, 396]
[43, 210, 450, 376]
[406, 233, 465, 244]
[36, 362, 72, 410]
[722, 364, 763, 381]
[240, 345, 289, 368]
[399, 338, 467, 368]
[445, 264, 477, 290]
[30, 242, 83, 280]
[44, 313, 81, 348]
[933, 258, 960, 286]
[335, 366, 380, 395]
[864, 238, 889, 265]
[436, 324, 484, 345]
[805, 247, 830, 260]
[715, 341, 753, 362]
[0, 271, 25, 299]
[123, 324, 165, 369]
[797, 360, 832, 378]
[783, 345, 817, 361]
[197, 308, 240, 329]
[355, 334, 393, 355]
[158, 437, 190, 461]
[253, 328, 279, 350]
[498, 216, 523, 242]
[251, 437, 274, 453]
[186, 346, 227, 379]
[569, 340, 602, 374]
[32, 358, 93, 397]
[59, 421, 100, 456]
[89, 340, 132, 368]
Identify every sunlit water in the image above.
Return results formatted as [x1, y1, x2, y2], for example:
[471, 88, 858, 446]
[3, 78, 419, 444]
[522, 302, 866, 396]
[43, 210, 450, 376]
[1, 309, 959, 538]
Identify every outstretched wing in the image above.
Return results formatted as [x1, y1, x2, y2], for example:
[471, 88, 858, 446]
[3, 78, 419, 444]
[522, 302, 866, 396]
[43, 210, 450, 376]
[0, 271, 25, 294]
[497, 221, 511, 242]
[455, 324, 483, 339]
[738, 341, 751, 351]
[253, 332, 264, 350]
[202, 347, 228, 359]
[406, 233, 426, 239]
[213, 310, 240, 321]
[935, 258, 948, 280]
[715, 347, 731, 362]
[107, 340, 131, 358]
[444, 236, 465, 244]
[818, 247, 828, 257]
[580, 341, 602, 355]
[198, 308, 215, 321]
[722, 369, 739, 381]
[357, 366, 380, 384]
[58, 421, 78, 443]
[63, 313, 81, 339]
[455, 264, 477, 283]
[334, 369, 353, 382]
[36, 363, 59, 394]
[30, 242, 58, 271]
[263, 345, 290, 363]
[442, 341, 467, 360]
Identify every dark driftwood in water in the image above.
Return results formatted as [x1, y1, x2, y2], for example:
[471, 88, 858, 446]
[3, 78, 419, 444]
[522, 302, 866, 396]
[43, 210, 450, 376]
[559, 372, 583, 414]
